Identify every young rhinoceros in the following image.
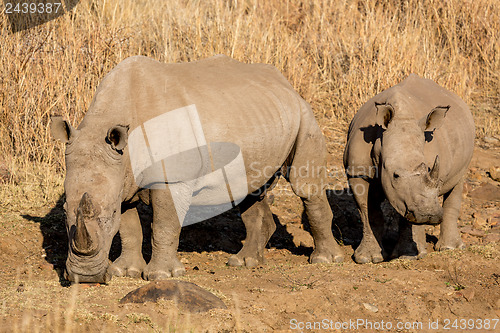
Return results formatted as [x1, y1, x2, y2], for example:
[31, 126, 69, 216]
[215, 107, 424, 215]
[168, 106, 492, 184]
[51, 55, 343, 283]
[343, 74, 474, 263]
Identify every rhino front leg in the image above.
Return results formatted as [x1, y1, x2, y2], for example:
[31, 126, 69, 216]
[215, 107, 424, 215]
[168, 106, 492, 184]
[227, 195, 276, 267]
[391, 218, 427, 260]
[108, 206, 147, 278]
[435, 180, 465, 251]
[287, 115, 343, 264]
[350, 177, 386, 264]
[143, 187, 186, 281]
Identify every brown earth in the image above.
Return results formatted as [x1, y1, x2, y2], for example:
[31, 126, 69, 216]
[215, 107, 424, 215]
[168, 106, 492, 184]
[0, 140, 499, 332]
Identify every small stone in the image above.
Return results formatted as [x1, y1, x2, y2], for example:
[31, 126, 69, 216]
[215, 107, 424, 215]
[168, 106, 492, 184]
[39, 262, 54, 271]
[363, 303, 379, 313]
[483, 136, 500, 145]
[489, 167, 500, 182]
[120, 280, 227, 313]
[468, 182, 500, 202]
[489, 211, 500, 225]
[180, 257, 189, 264]
[472, 212, 489, 230]
[469, 170, 483, 182]
[16, 283, 24, 292]
[483, 233, 500, 244]
[460, 226, 485, 237]
[461, 288, 475, 301]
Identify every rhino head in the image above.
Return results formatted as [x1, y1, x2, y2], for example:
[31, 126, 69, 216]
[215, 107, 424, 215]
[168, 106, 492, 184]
[375, 101, 448, 225]
[51, 116, 129, 283]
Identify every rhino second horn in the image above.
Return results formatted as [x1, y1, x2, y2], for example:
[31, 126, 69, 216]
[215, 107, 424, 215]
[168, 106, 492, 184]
[427, 155, 440, 186]
[72, 193, 99, 255]
[78, 192, 100, 217]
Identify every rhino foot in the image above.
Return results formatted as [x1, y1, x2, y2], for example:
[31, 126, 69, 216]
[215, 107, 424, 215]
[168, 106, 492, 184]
[143, 258, 186, 281]
[353, 240, 384, 264]
[310, 246, 344, 264]
[353, 251, 384, 264]
[227, 254, 260, 267]
[435, 237, 465, 251]
[108, 255, 147, 278]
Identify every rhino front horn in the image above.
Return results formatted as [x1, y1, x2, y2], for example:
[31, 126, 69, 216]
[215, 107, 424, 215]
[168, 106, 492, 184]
[427, 155, 440, 186]
[72, 193, 99, 255]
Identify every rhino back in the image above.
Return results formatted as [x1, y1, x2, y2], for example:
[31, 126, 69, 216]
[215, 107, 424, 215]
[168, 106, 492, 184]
[345, 74, 475, 189]
[79, 56, 303, 194]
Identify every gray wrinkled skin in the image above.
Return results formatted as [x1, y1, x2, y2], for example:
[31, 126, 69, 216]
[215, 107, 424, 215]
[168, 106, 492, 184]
[343, 74, 474, 263]
[51, 55, 343, 283]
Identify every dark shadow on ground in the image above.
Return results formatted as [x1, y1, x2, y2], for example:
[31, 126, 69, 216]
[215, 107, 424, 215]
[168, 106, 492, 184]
[426, 234, 438, 247]
[22, 194, 69, 285]
[23, 193, 304, 284]
[22, 186, 419, 282]
[324, 186, 444, 261]
[320, 187, 401, 258]
[20, 183, 438, 287]
[113, 199, 310, 263]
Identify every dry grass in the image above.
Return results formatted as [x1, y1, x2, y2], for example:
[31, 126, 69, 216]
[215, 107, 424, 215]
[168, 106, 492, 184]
[0, 0, 499, 208]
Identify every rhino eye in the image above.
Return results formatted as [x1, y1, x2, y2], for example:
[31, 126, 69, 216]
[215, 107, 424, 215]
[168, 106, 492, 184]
[393, 172, 400, 179]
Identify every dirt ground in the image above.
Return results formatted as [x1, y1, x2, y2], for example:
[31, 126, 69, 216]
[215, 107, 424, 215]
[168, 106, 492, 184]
[0, 137, 499, 332]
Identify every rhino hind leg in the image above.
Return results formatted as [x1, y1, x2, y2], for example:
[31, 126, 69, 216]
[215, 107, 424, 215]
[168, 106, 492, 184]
[435, 180, 465, 251]
[349, 177, 387, 264]
[287, 117, 343, 264]
[302, 193, 344, 263]
[227, 196, 276, 267]
[108, 206, 147, 278]
[391, 218, 427, 260]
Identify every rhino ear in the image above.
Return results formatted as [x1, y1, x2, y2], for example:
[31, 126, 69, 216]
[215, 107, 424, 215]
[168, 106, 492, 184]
[106, 125, 129, 151]
[51, 116, 76, 143]
[420, 106, 449, 132]
[375, 103, 394, 129]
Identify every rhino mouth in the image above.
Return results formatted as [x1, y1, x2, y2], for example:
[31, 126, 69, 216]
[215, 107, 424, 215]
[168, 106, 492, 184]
[65, 250, 112, 283]
[404, 209, 442, 225]
[64, 268, 112, 284]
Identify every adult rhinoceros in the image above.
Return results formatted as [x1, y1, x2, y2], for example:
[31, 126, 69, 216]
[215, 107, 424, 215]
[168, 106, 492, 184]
[51, 55, 343, 283]
[343, 74, 474, 264]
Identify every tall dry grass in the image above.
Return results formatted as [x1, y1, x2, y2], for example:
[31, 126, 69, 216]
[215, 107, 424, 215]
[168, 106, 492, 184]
[0, 0, 499, 208]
